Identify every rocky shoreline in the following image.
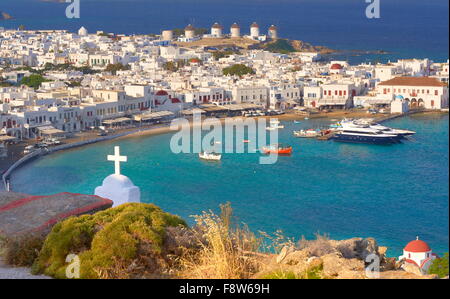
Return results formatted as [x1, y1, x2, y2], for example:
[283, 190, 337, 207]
[0, 11, 14, 20]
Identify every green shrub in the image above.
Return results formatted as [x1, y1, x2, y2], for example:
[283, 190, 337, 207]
[428, 253, 449, 278]
[32, 203, 186, 279]
[2, 233, 46, 267]
[222, 64, 255, 77]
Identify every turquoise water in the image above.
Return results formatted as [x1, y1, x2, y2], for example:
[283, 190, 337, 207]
[10, 114, 449, 256]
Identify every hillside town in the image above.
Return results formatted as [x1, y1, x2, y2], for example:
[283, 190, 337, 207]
[0, 24, 448, 144]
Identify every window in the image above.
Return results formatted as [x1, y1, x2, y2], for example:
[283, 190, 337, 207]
[435, 90, 438, 96]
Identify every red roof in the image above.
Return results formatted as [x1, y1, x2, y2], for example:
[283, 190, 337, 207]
[171, 98, 181, 103]
[156, 90, 168, 96]
[404, 240, 431, 253]
[330, 63, 343, 70]
[378, 76, 447, 87]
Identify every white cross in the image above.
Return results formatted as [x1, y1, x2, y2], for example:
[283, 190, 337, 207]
[107, 146, 127, 175]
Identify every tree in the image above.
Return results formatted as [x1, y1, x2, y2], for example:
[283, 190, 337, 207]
[20, 74, 49, 89]
[222, 64, 255, 77]
[428, 253, 449, 278]
[105, 63, 130, 75]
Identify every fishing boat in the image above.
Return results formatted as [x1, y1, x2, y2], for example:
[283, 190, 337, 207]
[262, 144, 293, 155]
[293, 129, 320, 138]
[293, 120, 301, 124]
[199, 151, 222, 161]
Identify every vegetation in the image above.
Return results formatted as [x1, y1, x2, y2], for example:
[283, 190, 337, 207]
[2, 233, 46, 267]
[264, 39, 297, 54]
[178, 202, 261, 279]
[222, 64, 255, 77]
[105, 63, 131, 75]
[261, 264, 324, 279]
[20, 74, 50, 89]
[163, 60, 187, 72]
[42, 63, 99, 75]
[32, 203, 186, 279]
[212, 50, 241, 61]
[428, 253, 449, 278]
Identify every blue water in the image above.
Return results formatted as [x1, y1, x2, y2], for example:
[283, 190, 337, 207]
[1, 0, 449, 64]
[10, 114, 449, 256]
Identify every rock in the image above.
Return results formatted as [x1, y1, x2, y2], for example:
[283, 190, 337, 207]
[276, 246, 295, 264]
[0, 192, 113, 238]
[0, 12, 13, 20]
[379, 270, 438, 279]
[321, 253, 366, 279]
[401, 261, 423, 276]
[333, 237, 378, 260]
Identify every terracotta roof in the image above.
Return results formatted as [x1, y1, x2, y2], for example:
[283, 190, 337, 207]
[330, 63, 343, 70]
[211, 23, 223, 29]
[231, 23, 240, 29]
[379, 77, 446, 87]
[156, 90, 168, 96]
[185, 24, 195, 31]
[404, 240, 431, 253]
[269, 25, 277, 30]
[251, 22, 259, 28]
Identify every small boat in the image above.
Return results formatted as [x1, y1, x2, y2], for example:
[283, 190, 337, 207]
[293, 120, 301, 124]
[304, 117, 309, 120]
[293, 129, 320, 138]
[243, 140, 251, 143]
[262, 144, 293, 155]
[199, 151, 222, 161]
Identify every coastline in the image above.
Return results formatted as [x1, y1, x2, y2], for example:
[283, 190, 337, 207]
[1, 109, 446, 191]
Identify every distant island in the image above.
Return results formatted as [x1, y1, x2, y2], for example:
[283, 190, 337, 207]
[0, 11, 14, 20]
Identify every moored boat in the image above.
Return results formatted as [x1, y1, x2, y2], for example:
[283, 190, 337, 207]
[199, 151, 222, 161]
[262, 144, 293, 155]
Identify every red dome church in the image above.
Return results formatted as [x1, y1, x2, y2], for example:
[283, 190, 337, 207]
[398, 237, 437, 274]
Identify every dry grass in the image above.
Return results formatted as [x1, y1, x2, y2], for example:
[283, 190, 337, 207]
[298, 233, 335, 257]
[178, 202, 261, 279]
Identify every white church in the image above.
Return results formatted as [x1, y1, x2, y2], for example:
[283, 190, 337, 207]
[95, 146, 141, 207]
[398, 237, 438, 274]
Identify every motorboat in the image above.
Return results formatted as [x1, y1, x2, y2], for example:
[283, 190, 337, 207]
[262, 144, 293, 155]
[199, 151, 222, 161]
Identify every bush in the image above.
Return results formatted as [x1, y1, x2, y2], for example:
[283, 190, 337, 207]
[222, 64, 255, 77]
[428, 253, 449, 278]
[2, 233, 46, 267]
[179, 202, 261, 279]
[20, 74, 50, 89]
[264, 39, 296, 54]
[32, 203, 186, 279]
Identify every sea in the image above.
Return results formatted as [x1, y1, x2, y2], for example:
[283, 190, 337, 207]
[9, 114, 450, 257]
[0, 0, 449, 64]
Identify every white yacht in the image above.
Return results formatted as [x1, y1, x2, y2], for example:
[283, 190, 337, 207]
[333, 121, 401, 144]
[199, 151, 222, 161]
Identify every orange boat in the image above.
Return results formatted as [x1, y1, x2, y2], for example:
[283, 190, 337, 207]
[262, 144, 293, 155]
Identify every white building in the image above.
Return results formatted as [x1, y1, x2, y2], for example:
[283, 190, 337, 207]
[390, 95, 409, 113]
[185, 25, 195, 39]
[230, 23, 240, 38]
[377, 76, 448, 109]
[268, 25, 278, 39]
[211, 23, 223, 38]
[398, 237, 437, 274]
[250, 22, 259, 39]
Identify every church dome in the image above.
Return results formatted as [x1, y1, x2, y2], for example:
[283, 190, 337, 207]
[395, 95, 404, 100]
[404, 239, 431, 253]
[330, 63, 343, 70]
[156, 90, 168, 96]
[102, 174, 135, 189]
